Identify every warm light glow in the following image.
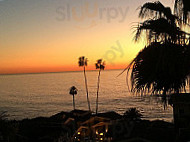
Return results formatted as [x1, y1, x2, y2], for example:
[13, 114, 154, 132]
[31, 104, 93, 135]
[106, 128, 108, 133]
[0, 0, 173, 74]
[96, 131, 98, 135]
[78, 132, 81, 135]
[100, 133, 104, 136]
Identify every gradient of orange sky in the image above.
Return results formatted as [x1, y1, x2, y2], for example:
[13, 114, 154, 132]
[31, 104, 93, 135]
[0, 0, 173, 74]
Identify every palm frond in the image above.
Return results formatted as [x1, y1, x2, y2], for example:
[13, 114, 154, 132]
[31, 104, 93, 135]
[95, 59, 105, 70]
[127, 42, 190, 95]
[135, 18, 189, 43]
[139, 1, 164, 18]
[69, 86, 78, 95]
[95, 63, 99, 69]
[139, 1, 177, 23]
[174, 0, 190, 24]
[78, 56, 88, 67]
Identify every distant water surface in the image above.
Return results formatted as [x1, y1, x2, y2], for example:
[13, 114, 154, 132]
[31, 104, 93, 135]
[0, 70, 177, 121]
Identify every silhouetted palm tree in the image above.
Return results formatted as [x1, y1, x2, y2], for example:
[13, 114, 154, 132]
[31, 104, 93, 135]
[95, 59, 105, 114]
[139, 1, 177, 23]
[78, 56, 91, 111]
[123, 108, 142, 120]
[122, 1, 190, 95]
[134, 18, 188, 44]
[127, 42, 190, 95]
[135, 1, 189, 44]
[69, 86, 78, 110]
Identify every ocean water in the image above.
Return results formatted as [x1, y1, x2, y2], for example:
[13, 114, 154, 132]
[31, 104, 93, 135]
[0, 70, 175, 121]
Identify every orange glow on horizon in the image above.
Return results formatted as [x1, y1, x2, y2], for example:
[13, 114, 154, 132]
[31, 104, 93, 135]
[1, 0, 163, 75]
[0, 63, 129, 75]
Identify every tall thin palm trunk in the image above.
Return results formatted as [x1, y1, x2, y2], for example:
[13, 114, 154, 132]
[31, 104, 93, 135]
[163, 89, 167, 110]
[189, 79, 190, 93]
[73, 95, 75, 110]
[84, 66, 91, 111]
[96, 69, 101, 114]
[189, 78, 190, 93]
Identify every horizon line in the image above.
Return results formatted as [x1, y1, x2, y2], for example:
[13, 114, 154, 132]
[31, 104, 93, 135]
[0, 68, 125, 76]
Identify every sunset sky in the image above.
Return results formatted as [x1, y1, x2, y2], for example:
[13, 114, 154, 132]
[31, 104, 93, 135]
[0, 0, 174, 74]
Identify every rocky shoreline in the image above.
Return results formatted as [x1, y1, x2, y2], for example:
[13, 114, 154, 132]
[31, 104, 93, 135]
[0, 109, 177, 142]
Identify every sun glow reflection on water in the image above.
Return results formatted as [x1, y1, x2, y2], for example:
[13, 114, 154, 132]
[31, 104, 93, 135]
[0, 70, 183, 121]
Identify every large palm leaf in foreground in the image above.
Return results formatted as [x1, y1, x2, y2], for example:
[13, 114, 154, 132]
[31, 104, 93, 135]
[127, 42, 190, 95]
[139, 1, 176, 23]
[135, 18, 188, 43]
[135, 1, 189, 44]
[124, 1, 190, 96]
